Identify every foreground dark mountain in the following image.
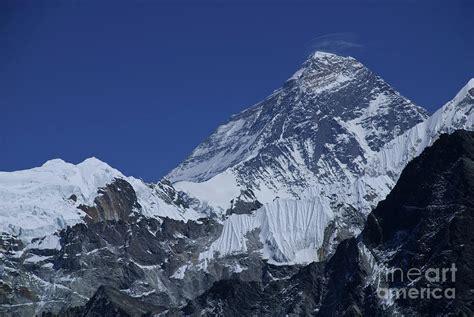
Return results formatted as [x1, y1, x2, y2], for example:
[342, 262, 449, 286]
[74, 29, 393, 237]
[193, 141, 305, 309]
[361, 129, 474, 315]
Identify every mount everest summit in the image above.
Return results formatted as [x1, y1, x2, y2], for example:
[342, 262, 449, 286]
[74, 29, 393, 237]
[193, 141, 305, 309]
[0, 51, 473, 316]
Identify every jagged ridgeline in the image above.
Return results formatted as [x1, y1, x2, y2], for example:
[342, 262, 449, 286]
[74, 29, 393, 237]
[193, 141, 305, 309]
[0, 52, 473, 316]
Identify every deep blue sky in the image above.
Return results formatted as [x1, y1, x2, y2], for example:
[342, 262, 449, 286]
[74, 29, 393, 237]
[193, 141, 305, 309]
[1, 0, 473, 181]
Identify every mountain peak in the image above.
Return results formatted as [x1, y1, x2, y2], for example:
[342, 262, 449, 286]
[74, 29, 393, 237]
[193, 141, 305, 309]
[41, 157, 110, 170]
[41, 158, 68, 168]
[311, 50, 338, 59]
[306, 50, 358, 66]
[77, 156, 112, 169]
[168, 53, 427, 189]
[286, 50, 363, 85]
[310, 50, 353, 61]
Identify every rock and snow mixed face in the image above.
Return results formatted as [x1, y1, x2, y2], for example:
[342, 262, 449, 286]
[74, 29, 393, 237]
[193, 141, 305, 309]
[168, 51, 428, 209]
[368, 78, 474, 179]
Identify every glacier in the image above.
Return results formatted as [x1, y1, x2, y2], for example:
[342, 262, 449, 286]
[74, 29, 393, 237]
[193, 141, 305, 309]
[199, 196, 334, 266]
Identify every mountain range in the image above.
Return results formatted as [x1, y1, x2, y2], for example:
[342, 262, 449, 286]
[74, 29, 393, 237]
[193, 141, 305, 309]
[0, 51, 473, 316]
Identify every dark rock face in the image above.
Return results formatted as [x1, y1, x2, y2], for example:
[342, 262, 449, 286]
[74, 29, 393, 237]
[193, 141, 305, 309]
[320, 130, 474, 316]
[154, 179, 193, 209]
[360, 130, 474, 315]
[0, 178, 225, 316]
[227, 189, 262, 216]
[82, 286, 164, 317]
[49, 285, 165, 317]
[78, 178, 141, 223]
[318, 238, 371, 316]
[0, 233, 24, 253]
[182, 262, 324, 316]
[0, 213, 224, 316]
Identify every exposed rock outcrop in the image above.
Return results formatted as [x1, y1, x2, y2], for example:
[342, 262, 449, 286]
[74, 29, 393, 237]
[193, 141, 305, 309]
[78, 178, 141, 223]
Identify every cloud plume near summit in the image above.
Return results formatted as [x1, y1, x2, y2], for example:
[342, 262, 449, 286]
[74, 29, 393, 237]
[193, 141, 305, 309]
[308, 32, 364, 55]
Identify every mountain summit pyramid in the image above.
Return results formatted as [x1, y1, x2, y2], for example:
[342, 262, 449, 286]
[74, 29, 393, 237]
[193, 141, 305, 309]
[168, 51, 428, 208]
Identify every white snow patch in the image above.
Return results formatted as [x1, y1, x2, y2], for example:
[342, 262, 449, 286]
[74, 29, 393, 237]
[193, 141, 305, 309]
[24, 254, 52, 264]
[174, 170, 241, 211]
[170, 265, 188, 279]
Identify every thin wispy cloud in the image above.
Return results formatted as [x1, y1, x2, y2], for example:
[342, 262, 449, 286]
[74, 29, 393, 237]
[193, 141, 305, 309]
[307, 33, 364, 55]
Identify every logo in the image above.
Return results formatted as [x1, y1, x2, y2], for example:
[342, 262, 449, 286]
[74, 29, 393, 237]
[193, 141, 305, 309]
[376, 264, 457, 300]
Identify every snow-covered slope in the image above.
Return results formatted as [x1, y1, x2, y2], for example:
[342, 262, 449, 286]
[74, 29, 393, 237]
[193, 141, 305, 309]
[0, 158, 199, 241]
[169, 51, 428, 211]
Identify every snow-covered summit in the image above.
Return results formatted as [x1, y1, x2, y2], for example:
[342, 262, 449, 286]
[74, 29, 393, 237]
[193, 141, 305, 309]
[311, 50, 339, 58]
[41, 158, 67, 167]
[2, 157, 121, 203]
[42, 157, 110, 169]
[308, 50, 356, 64]
[0, 157, 119, 240]
[287, 50, 360, 84]
[0, 157, 199, 241]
